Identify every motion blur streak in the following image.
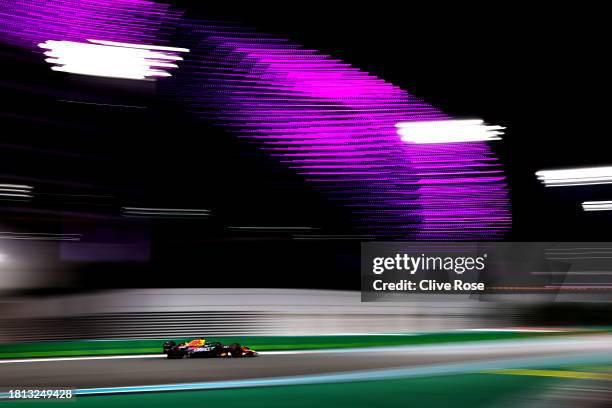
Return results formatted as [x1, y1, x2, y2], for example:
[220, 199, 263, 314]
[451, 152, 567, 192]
[582, 201, 612, 211]
[0, 184, 32, 199]
[396, 119, 504, 144]
[170, 21, 511, 239]
[121, 207, 210, 218]
[0, 0, 181, 48]
[39, 40, 188, 80]
[228, 226, 316, 230]
[536, 166, 612, 187]
[0, 232, 81, 241]
[0, 0, 511, 239]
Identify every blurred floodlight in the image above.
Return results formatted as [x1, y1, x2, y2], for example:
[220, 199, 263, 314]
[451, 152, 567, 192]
[38, 40, 189, 80]
[395, 119, 504, 144]
[582, 201, 612, 211]
[536, 166, 612, 187]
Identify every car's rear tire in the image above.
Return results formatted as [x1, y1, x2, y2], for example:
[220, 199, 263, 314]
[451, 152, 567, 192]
[163, 341, 176, 354]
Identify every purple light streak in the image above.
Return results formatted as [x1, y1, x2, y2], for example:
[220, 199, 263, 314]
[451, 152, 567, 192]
[171, 24, 511, 239]
[0, 0, 180, 49]
[0, 1, 511, 239]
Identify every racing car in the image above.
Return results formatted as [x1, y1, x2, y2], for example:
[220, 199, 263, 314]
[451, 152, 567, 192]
[162, 338, 258, 359]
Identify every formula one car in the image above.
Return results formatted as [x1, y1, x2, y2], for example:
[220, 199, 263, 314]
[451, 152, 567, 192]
[162, 338, 258, 359]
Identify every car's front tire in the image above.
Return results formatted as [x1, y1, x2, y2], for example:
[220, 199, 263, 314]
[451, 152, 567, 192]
[229, 343, 242, 357]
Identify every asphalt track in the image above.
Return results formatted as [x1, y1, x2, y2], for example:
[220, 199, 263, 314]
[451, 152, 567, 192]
[1, 335, 612, 392]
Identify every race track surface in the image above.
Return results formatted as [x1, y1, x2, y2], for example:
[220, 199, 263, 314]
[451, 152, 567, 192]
[1, 335, 612, 391]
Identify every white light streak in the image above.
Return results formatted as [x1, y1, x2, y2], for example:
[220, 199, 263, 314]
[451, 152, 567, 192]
[0, 184, 32, 189]
[121, 207, 210, 217]
[582, 201, 612, 212]
[0, 184, 33, 199]
[0, 232, 81, 241]
[38, 40, 189, 80]
[536, 166, 612, 187]
[395, 119, 504, 144]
